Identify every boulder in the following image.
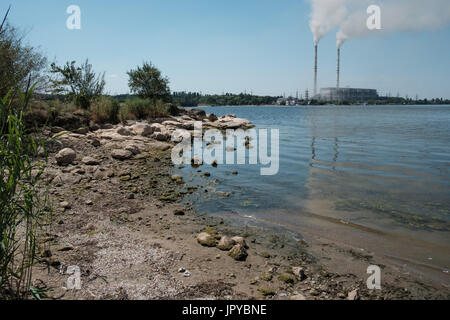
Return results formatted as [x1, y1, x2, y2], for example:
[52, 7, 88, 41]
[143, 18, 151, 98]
[131, 123, 154, 137]
[196, 232, 217, 247]
[217, 236, 234, 251]
[208, 114, 218, 122]
[116, 126, 132, 136]
[124, 144, 141, 155]
[55, 148, 76, 166]
[153, 132, 170, 142]
[231, 236, 248, 248]
[187, 108, 207, 120]
[228, 244, 248, 261]
[111, 149, 133, 160]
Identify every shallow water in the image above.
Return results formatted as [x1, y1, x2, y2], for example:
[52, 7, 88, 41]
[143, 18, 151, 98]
[178, 105, 450, 276]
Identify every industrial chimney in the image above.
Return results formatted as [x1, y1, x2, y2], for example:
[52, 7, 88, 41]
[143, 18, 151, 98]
[336, 47, 340, 89]
[314, 44, 318, 97]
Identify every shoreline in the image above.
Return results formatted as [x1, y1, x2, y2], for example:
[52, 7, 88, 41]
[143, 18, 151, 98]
[32, 113, 449, 300]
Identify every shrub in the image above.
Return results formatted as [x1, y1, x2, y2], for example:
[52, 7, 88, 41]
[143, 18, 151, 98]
[122, 98, 169, 120]
[90, 96, 120, 124]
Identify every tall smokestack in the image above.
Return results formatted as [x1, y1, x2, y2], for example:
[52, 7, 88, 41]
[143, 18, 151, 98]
[336, 47, 340, 89]
[314, 44, 318, 97]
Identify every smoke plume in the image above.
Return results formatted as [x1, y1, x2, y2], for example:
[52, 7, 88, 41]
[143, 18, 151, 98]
[309, 0, 349, 45]
[336, 0, 450, 47]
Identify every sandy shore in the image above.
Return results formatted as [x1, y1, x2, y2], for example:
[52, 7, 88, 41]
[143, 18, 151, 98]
[31, 114, 449, 300]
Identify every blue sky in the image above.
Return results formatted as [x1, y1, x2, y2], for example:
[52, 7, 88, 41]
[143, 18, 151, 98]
[3, 0, 450, 98]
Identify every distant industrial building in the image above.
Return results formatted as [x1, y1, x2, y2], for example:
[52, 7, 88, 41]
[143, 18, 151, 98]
[318, 87, 379, 102]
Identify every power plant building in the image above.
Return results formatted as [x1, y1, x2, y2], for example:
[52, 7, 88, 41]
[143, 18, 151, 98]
[318, 87, 379, 102]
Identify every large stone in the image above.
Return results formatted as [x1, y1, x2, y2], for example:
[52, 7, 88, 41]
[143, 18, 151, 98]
[153, 132, 170, 142]
[116, 127, 132, 136]
[55, 148, 76, 166]
[217, 236, 234, 251]
[187, 109, 207, 121]
[197, 232, 217, 247]
[124, 144, 141, 155]
[131, 123, 154, 137]
[111, 149, 133, 160]
[228, 244, 248, 261]
[231, 236, 248, 248]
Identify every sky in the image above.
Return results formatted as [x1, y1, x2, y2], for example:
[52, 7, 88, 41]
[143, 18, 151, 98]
[3, 0, 450, 98]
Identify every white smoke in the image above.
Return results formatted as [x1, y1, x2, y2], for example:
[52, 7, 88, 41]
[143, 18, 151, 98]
[309, 0, 349, 45]
[336, 0, 450, 48]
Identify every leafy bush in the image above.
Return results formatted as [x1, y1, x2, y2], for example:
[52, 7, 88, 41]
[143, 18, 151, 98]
[90, 96, 120, 124]
[50, 59, 105, 110]
[127, 62, 171, 103]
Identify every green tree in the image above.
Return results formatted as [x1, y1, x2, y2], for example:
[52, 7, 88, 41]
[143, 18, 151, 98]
[127, 61, 171, 103]
[0, 6, 47, 98]
[50, 59, 105, 109]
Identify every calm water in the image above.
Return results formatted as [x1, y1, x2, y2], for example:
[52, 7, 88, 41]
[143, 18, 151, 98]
[178, 105, 450, 274]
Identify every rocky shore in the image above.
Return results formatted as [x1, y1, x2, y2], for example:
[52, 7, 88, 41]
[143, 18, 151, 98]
[31, 109, 448, 300]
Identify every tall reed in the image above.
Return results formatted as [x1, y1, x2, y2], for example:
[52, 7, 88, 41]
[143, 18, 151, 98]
[0, 85, 49, 299]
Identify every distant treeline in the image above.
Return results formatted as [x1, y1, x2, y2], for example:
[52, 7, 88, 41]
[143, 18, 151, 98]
[332, 96, 450, 105]
[171, 92, 279, 106]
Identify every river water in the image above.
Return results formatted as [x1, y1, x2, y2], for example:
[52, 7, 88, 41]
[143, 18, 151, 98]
[178, 105, 450, 279]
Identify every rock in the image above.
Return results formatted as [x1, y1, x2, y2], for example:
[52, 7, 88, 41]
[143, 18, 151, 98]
[196, 232, 217, 247]
[261, 272, 273, 281]
[85, 200, 93, 206]
[153, 132, 170, 142]
[91, 139, 101, 147]
[290, 294, 307, 300]
[60, 201, 71, 210]
[93, 169, 106, 180]
[178, 267, 186, 273]
[309, 288, 320, 296]
[111, 149, 133, 160]
[217, 236, 234, 251]
[128, 193, 135, 200]
[82, 156, 100, 165]
[257, 286, 276, 296]
[208, 114, 218, 122]
[187, 109, 207, 120]
[117, 127, 132, 136]
[279, 273, 296, 284]
[183, 271, 191, 277]
[231, 236, 248, 248]
[292, 267, 307, 281]
[174, 210, 185, 216]
[101, 123, 114, 129]
[348, 289, 360, 300]
[171, 175, 183, 183]
[228, 244, 248, 261]
[73, 127, 88, 135]
[131, 123, 154, 137]
[124, 144, 141, 155]
[55, 148, 76, 166]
